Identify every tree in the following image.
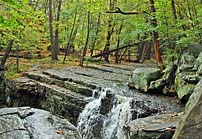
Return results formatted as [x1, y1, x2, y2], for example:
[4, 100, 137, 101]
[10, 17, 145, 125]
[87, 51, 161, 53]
[48, 0, 62, 60]
[0, 0, 44, 70]
[149, 0, 162, 65]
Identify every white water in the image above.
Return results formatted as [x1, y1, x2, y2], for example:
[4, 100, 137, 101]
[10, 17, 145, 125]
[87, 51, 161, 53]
[77, 88, 133, 139]
[102, 97, 132, 139]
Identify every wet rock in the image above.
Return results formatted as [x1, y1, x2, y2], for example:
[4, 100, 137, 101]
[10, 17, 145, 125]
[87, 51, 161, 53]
[130, 100, 159, 119]
[100, 91, 114, 115]
[129, 113, 181, 139]
[0, 107, 81, 139]
[173, 79, 202, 139]
[128, 68, 161, 92]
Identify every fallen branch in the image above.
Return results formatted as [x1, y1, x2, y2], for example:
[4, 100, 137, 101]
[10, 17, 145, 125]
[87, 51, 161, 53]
[92, 42, 142, 58]
[106, 7, 148, 15]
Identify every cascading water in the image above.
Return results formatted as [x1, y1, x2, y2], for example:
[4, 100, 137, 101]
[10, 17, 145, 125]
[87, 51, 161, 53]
[77, 88, 107, 139]
[77, 88, 133, 139]
[102, 97, 132, 139]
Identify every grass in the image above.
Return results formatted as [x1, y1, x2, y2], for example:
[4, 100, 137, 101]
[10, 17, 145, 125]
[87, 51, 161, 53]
[4, 52, 157, 79]
[4, 54, 103, 79]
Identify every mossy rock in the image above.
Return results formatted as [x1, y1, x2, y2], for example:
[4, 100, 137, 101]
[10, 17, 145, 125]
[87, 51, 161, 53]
[177, 84, 195, 102]
[128, 68, 161, 92]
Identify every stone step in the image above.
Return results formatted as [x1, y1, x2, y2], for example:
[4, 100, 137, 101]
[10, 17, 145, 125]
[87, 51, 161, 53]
[24, 71, 94, 97]
[42, 67, 127, 88]
[6, 77, 89, 125]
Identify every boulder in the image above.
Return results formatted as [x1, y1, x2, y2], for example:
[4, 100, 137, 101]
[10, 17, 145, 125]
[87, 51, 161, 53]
[128, 68, 161, 92]
[0, 107, 81, 139]
[193, 51, 202, 71]
[177, 84, 195, 102]
[175, 71, 199, 102]
[149, 79, 165, 93]
[182, 43, 202, 58]
[148, 64, 177, 95]
[128, 113, 181, 139]
[178, 55, 196, 72]
[197, 64, 202, 75]
[173, 79, 202, 139]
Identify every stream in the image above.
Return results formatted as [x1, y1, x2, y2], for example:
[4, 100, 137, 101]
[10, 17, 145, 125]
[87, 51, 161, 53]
[1, 64, 184, 139]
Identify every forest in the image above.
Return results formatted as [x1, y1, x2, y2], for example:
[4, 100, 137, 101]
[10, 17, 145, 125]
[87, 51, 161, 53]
[0, 0, 202, 70]
[0, 0, 202, 139]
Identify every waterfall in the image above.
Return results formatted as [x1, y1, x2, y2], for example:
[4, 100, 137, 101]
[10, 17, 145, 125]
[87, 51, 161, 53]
[77, 88, 133, 139]
[77, 88, 107, 139]
[102, 97, 132, 139]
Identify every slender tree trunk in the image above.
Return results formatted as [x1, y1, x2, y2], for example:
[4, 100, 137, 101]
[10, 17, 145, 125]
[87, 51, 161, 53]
[149, 0, 162, 65]
[54, 0, 62, 58]
[16, 45, 19, 72]
[136, 42, 145, 63]
[0, 40, 13, 70]
[103, 0, 115, 62]
[68, 15, 81, 50]
[48, 0, 57, 60]
[115, 20, 123, 63]
[145, 42, 152, 59]
[90, 12, 101, 57]
[103, 18, 114, 62]
[79, 12, 91, 66]
[63, 7, 78, 62]
[171, 0, 177, 20]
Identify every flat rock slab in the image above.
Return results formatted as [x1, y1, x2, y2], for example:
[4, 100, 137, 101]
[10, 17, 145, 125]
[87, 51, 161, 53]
[129, 113, 181, 139]
[0, 107, 81, 139]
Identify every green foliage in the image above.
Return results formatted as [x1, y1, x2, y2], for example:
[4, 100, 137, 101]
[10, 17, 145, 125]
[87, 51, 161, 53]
[0, 0, 46, 50]
[1, 0, 202, 65]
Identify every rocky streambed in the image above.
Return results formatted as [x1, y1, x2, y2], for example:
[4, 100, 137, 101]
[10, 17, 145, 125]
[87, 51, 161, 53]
[0, 63, 185, 139]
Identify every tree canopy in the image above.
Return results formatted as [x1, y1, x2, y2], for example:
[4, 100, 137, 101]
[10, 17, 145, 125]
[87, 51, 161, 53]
[0, 0, 202, 67]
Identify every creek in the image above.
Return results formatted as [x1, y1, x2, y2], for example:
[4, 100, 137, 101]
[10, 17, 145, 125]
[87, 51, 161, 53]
[0, 64, 184, 139]
[77, 85, 182, 139]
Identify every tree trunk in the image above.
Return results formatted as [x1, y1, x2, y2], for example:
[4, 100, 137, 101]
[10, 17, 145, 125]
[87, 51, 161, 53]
[49, 0, 58, 60]
[115, 20, 123, 63]
[103, 19, 114, 62]
[171, 0, 177, 20]
[136, 42, 145, 63]
[54, 0, 62, 59]
[149, 0, 162, 65]
[79, 12, 91, 66]
[145, 42, 152, 59]
[90, 12, 101, 57]
[16, 45, 19, 72]
[103, 0, 115, 62]
[0, 40, 13, 70]
[63, 7, 78, 62]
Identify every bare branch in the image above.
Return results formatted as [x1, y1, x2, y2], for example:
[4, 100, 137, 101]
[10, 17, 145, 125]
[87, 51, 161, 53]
[106, 7, 147, 15]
